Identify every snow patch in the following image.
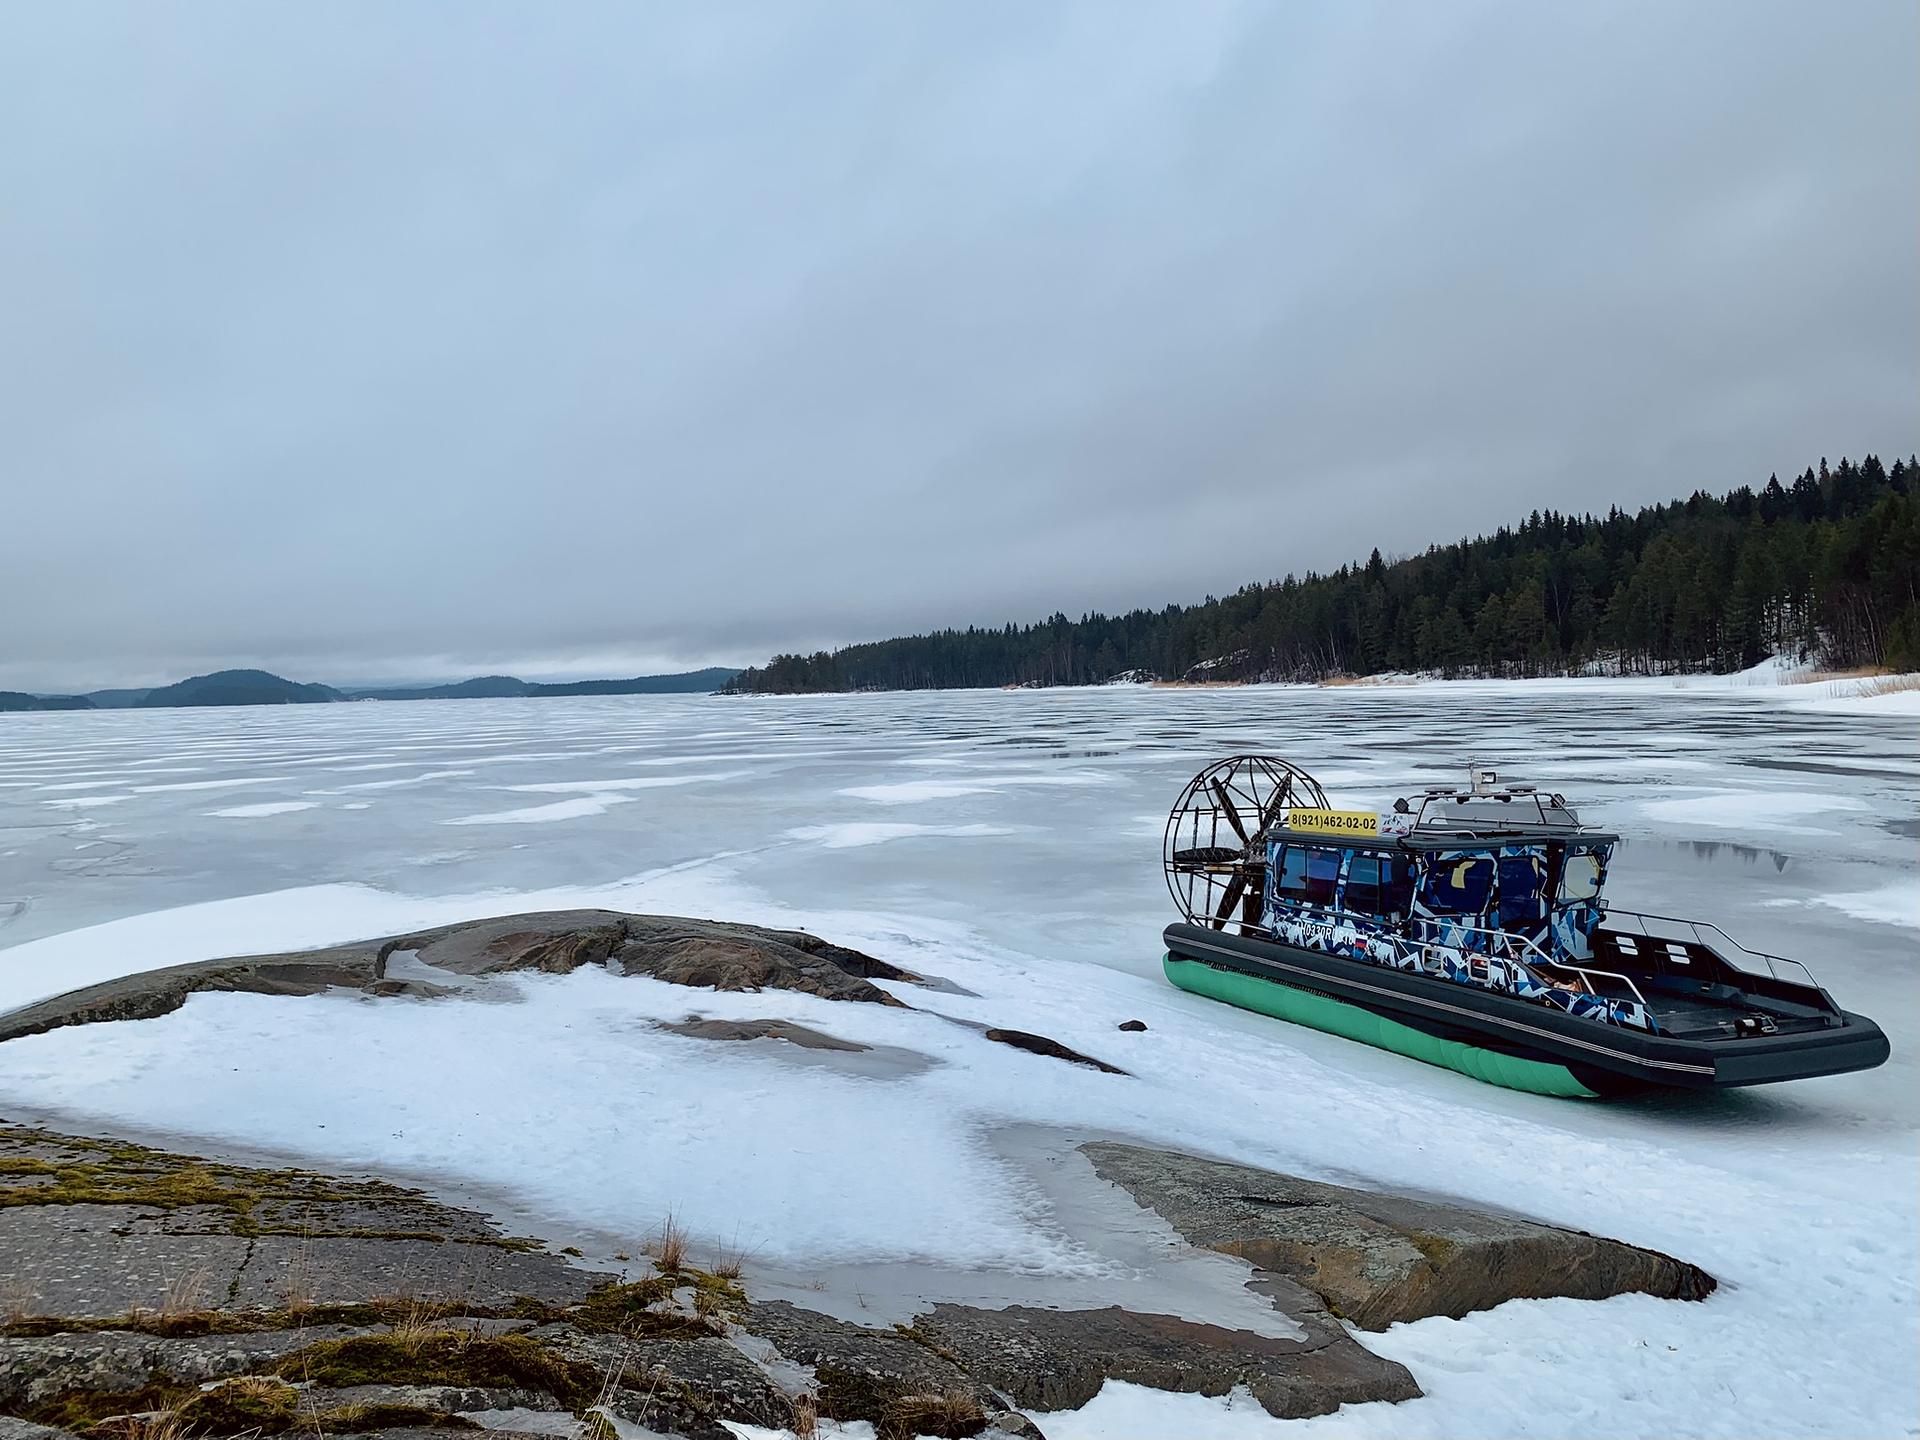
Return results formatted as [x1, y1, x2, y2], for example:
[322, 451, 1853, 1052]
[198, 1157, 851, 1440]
[1809, 884, 1920, 932]
[443, 796, 637, 825]
[1638, 790, 1868, 834]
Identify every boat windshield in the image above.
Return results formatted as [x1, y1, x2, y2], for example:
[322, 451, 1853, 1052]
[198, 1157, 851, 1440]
[1497, 851, 1549, 927]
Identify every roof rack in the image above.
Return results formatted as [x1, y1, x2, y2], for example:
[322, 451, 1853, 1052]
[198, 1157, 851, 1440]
[1398, 764, 1598, 842]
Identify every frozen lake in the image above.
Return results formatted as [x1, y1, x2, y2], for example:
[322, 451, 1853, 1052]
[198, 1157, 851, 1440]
[0, 682, 1914, 1438]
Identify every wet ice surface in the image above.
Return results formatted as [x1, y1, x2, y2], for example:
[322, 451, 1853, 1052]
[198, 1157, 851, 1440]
[0, 682, 1915, 1438]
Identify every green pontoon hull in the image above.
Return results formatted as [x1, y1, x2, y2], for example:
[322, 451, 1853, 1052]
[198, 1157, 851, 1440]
[1164, 953, 1601, 1098]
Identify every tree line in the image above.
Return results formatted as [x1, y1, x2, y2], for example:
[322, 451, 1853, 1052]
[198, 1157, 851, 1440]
[726, 453, 1920, 693]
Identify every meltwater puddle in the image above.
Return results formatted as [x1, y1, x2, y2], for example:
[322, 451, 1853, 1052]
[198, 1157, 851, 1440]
[739, 1123, 1306, 1339]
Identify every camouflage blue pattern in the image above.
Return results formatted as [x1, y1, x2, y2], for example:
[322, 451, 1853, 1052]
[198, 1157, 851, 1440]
[1263, 837, 1652, 1033]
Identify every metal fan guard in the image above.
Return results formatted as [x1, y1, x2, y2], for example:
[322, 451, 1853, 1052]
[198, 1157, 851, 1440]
[1163, 755, 1329, 931]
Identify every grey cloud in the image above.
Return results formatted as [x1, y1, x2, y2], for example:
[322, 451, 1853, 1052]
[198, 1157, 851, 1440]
[1, 0, 1914, 690]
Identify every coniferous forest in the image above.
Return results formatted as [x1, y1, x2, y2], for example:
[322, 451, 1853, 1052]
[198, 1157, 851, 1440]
[727, 454, 1920, 693]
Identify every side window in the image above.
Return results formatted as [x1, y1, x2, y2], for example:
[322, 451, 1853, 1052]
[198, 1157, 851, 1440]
[1383, 855, 1415, 914]
[1304, 849, 1341, 905]
[1560, 850, 1602, 901]
[1347, 853, 1415, 916]
[1426, 853, 1494, 913]
[1344, 853, 1384, 913]
[1274, 845, 1339, 906]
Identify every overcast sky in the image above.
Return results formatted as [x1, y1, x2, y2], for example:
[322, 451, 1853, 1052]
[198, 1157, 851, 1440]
[2, 1, 1915, 690]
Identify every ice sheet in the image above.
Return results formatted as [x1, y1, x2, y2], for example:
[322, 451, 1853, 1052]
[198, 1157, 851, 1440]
[786, 823, 1016, 849]
[0, 682, 1915, 1439]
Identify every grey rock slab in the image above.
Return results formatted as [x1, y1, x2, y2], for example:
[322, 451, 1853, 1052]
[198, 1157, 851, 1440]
[0, 1205, 251, 1319]
[742, 1301, 998, 1432]
[1082, 1141, 1715, 1329]
[231, 1236, 594, 1311]
[0, 1325, 371, 1411]
[595, 1335, 793, 1440]
[0, 1421, 77, 1440]
[247, 1194, 514, 1242]
[909, 1303, 1420, 1420]
[298, 1383, 563, 1414]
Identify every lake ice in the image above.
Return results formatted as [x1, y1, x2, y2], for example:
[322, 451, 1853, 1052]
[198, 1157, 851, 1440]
[0, 681, 1913, 1438]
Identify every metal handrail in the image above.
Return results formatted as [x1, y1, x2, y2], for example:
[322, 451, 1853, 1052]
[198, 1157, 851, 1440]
[1388, 917, 1649, 1009]
[1602, 907, 1821, 989]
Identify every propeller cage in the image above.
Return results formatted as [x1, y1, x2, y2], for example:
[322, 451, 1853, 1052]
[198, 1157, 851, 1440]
[1164, 755, 1329, 935]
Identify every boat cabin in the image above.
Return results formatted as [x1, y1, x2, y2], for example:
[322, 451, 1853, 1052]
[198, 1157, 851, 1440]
[1263, 768, 1618, 967]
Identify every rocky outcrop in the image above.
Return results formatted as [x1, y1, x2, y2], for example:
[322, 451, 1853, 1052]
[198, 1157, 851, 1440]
[909, 1302, 1419, 1420]
[658, 1018, 869, 1052]
[0, 947, 383, 1044]
[382, 911, 924, 1005]
[1084, 1142, 1716, 1329]
[0, 911, 930, 1045]
[980, 1029, 1127, 1075]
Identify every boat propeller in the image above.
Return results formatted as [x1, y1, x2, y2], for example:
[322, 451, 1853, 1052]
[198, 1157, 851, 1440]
[1164, 755, 1328, 935]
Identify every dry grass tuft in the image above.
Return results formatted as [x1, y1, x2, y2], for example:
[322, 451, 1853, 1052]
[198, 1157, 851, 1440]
[879, 1390, 987, 1440]
[1800, 665, 1892, 682]
[789, 1390, 820, 1438]
[1, 1277, 38, 1326]
[159, 1268, 212, 1319]
[278, 1239, 314, 1322]
[645, 1211, 688, 1273]
[90, 1409, 194, 1440]
[707, 1237, 754, 1281]
[1861, 673, 1920, 697]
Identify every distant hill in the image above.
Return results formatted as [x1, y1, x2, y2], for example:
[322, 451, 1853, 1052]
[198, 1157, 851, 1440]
[349, 667, 741, 701]
[136, 670, 344, 708]
[0, 691, 94, 712]
[8, 665, 745, 715]
[351, 675, 533, 701]
[525, 668, 741, 696]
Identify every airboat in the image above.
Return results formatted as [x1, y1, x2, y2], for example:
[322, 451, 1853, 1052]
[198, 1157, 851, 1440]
[1162, 757, 1890, 1097]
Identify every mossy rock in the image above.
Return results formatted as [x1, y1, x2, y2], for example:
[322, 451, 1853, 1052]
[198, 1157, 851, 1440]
[274, 1332, 597, 1408]
[171, 1378, 301, 1435]
[573, 1276, 728, 1338]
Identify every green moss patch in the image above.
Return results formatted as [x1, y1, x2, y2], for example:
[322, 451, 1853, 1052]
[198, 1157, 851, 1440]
[274, 1331, 598, 1407]
[28, 1382, 191, 1432]
[573, 1276, 725, 1337]
[0, 1125, 535, 1248]
[1405, 1230, 1460, 1268]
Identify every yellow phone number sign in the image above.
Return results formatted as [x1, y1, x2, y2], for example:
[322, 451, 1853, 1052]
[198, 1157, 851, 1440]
[1286, 808, 1383, 836]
